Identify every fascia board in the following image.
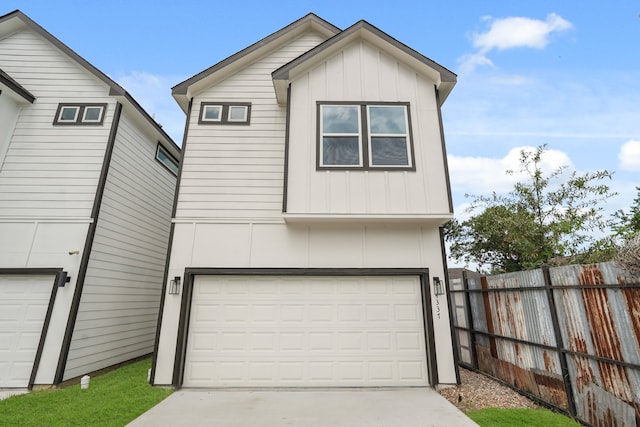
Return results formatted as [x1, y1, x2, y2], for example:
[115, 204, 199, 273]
[273, 20, 457, 105]
[172, 13, 340, 110]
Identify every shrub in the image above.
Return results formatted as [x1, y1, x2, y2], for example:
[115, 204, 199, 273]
[617, 234, 640, 276]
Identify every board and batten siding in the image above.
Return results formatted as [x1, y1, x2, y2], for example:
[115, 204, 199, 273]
[0, 29, 114, 219]
[175, 31, 328, 221]
[63, 112, 175, 380]
[286, 40, 450, 216]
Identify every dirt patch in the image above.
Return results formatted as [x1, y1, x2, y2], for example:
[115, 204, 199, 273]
[439, 368, 539, 412]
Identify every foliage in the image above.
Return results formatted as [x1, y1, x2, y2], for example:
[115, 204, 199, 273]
[617, 233, 640, 276]
[0, 358, 172, 427]
[611, 186, 640, 240]
[468, 408, 581, 427]
[446, 145, 616, 272]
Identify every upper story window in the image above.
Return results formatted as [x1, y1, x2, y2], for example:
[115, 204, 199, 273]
[53, 103, 107, 125]
[156, 143, 179, 176]
[199, 102, 251, 125]
[318, 102, 414, 170]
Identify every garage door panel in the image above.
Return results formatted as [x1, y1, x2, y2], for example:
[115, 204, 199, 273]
[188, 330, 426, 354]
[185, 360, 427, 387]
[399, 360, 427, 379]
[0, 275, 53, 388]
[184, 276, 428, 387]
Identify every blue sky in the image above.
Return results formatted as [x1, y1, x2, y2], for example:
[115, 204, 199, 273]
[6, 1, 640, 239]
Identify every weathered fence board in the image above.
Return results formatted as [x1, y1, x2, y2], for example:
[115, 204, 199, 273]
[449, 262, 640, 427]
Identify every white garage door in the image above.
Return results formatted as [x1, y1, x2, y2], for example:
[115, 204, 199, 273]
[183, 275, 429, 387]
[0, 275, 52, 388]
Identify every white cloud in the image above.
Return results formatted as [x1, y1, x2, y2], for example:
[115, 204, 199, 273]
[448, 146, 573, 196]
[473, 13, 572, 52]
[456, 52, 495, 76]
[115, 71, 187, 144]
[618, 140, 640, 171]
[458, 13, 573, 74]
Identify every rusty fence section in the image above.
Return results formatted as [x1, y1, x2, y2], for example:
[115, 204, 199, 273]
[449, 262, 640, 427]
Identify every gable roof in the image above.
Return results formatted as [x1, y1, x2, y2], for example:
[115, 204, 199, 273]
[0, 67, 35, 103]
[272, 20, 457, 105]
[171, 13, 341, 112]
[0, 10, 178, 152]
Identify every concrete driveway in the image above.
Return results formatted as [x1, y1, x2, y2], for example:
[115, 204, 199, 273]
[127, 388, 478, 427]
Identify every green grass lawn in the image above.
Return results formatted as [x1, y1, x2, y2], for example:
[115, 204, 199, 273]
[468, 408, 582, 427]
[0, 358, 172, 427]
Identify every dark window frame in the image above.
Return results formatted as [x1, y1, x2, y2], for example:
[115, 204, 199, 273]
[316, 101, 415, 171]
[53, 103, 107, 126]
[198, 102, 252, 125]
[155, 143, 179, 176]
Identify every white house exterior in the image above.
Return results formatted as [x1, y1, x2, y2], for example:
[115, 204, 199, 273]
[152, 14, 458, 388]
[0, 10, 179, 389]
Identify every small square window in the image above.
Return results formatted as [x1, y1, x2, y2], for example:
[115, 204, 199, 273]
[202, 105, 222, 122]
[58, 106, 80, 122]
[82, 106, 104, 122]
[199, 102, 251, 125]
[228, 105, 248, 122]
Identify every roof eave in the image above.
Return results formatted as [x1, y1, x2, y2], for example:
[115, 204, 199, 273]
[0, 67, 35, 103]
[171, 13, 341, 104]
[0, 10, 179, 146]
[111, 89, 181, 155]
[0, 11, 127, 97]
[272, 20, 457, 106]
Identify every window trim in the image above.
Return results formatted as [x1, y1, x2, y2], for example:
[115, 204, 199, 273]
[316, 101, 415, 171]
[201, 104, 223, 122]
[198, 102, 251, 125]
[53, 103, 107, 126]
[155, 143, 179, 176]
[81, 106, 105, 123]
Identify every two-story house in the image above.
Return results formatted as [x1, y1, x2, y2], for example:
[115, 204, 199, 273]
[152, 14, 458, 388]
[0, 10, 179, 389]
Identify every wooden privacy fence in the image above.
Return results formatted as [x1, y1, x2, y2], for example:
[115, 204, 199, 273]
[449, 262, 640, 427]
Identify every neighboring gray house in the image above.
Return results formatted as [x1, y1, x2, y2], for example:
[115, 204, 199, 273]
[0, 10, 179, 389]
[152, 14, 458, 388]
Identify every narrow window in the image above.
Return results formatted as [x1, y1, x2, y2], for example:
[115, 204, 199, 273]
[156, 144, 179, 176]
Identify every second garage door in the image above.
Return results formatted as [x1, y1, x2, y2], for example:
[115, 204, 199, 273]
[183, 275, 429, 387]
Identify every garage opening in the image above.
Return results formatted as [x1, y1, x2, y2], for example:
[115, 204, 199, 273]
[177, 271, 434, 388]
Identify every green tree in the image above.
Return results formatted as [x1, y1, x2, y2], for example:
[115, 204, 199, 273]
[611, 186, 640, 240]
[446, 145, 616, 272]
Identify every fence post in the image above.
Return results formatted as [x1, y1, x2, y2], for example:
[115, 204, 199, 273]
[542, 266, 577, 417]
[462, 270, 479, 370]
